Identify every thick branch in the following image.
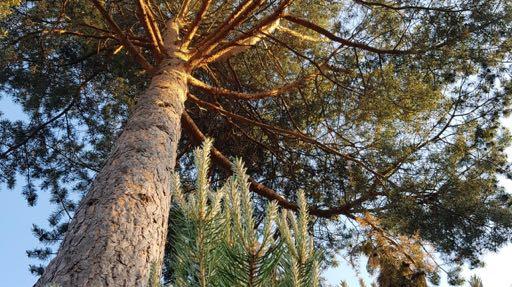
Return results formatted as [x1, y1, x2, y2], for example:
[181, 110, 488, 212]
[177, 0, 192, 22]
[202, 19, 281, 64]
[277, 25, 327, 42]
[353, 0, 467, 13]
[198, 0, 292, 65]
[137, 0, 163, 60]
[188, 72, 315, 100]
[144, 1, 165, 52]
[181, 0, 214, 50]
[283, 15, 416, 55]
[191, 0, 264, 62]
[89, 0, 154, 71]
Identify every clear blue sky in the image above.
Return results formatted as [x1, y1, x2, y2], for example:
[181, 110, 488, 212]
[1, 98, 511, 286]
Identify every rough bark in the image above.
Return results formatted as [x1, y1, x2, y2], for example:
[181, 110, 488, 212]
[35, 59, 188, 287]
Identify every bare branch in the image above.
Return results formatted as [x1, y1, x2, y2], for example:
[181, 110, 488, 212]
[283, 15, 416, 55]
[144, 1, 165, 51]
[190, 0, 264, 62]
[353, 0, 468, 13]
[201, 18, 281, 64]
[177, 0, 192, 22]
[188, 71, 316, 100]
[89, 0, 154, 71]
[196, 0, 293, 66]
[181, 0, 214, 50]
[276, 25, 327, 42]
[136, 0, 164, 60]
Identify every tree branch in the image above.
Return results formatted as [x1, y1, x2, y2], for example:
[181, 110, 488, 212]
[182, 110, 378, 218]
[283, 15, 416, 55]
[89, 0, 154, 71]
[137, 0, 164, 60]
[0, 74, 97, 159]
[187, 93, 385, 184]
[188, 71, 316, 100]
[177, 0, 192, 23]
[353, 0, 468, 13]
[190, 0, 264, 63]
[277, 25, 327, 42]
[181, 0, 214, 50]
[201, 18, 281, 64]
[196, 0, 292, 66]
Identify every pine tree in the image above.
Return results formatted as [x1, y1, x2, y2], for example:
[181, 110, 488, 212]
[0, 1, 512, 285]
[357, 214, 431, 287]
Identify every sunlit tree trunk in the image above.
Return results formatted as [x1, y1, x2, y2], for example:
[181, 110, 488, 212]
[36, 58, 188, 287]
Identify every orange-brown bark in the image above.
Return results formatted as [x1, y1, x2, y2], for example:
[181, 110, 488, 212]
[35, 59, 188, 286]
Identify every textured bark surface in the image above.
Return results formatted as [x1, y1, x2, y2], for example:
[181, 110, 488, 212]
[35, 59, 188, 287]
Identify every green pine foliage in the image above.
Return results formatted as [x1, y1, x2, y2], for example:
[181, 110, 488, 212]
[0, 0, 20, 20]
[164, 139, 320, 287]
[467, 275, 484, 287]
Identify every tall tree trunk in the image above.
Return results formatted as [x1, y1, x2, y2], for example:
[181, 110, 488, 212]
[36, 59, 188, 287]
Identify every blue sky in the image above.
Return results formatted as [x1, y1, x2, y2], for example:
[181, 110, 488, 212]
[1, 98, 511, 286]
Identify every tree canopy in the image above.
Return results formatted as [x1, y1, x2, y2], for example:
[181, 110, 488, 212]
[1, 0, 512, 284]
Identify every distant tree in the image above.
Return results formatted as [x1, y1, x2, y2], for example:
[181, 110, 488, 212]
[0, 0, 512, 286]
[357, 214, 430, 287]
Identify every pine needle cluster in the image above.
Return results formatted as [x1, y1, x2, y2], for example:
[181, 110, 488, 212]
[163, 139, 320, 287]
